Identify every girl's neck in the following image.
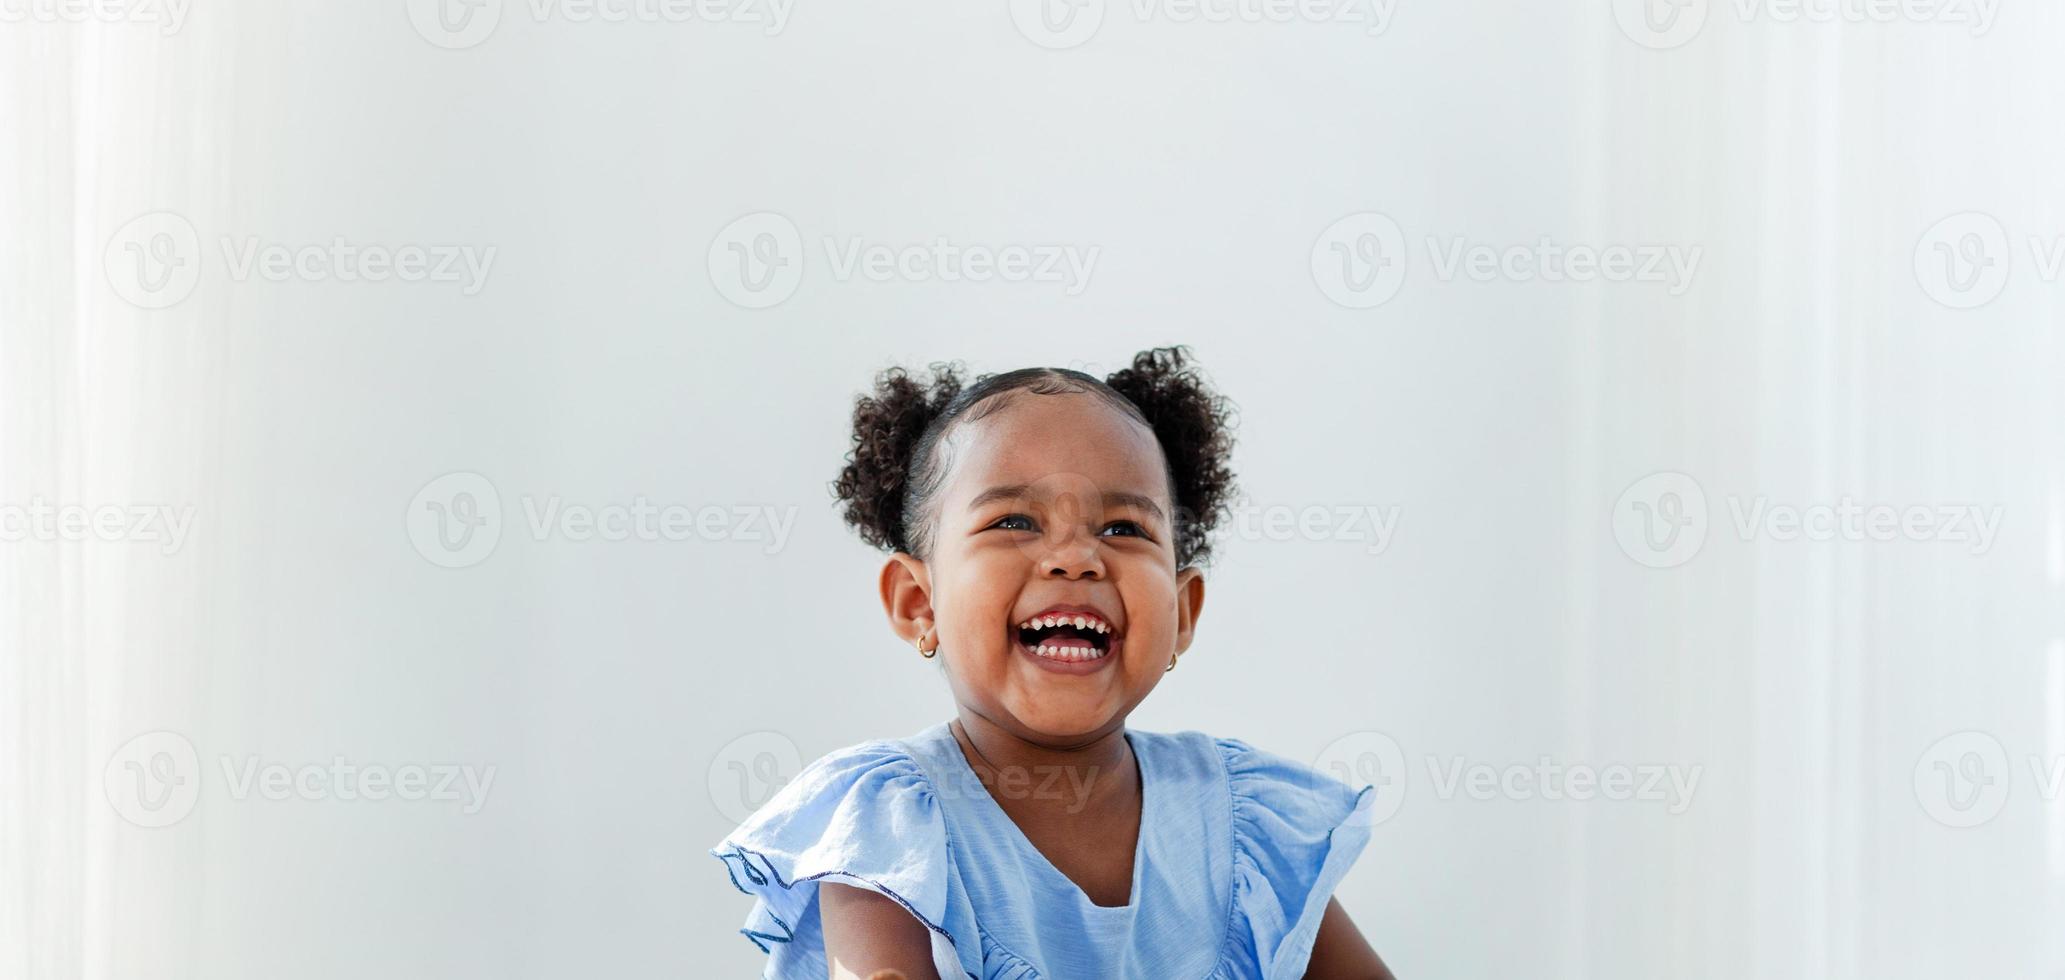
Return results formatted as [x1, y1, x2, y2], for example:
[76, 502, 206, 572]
[948, 710, 1135, 799]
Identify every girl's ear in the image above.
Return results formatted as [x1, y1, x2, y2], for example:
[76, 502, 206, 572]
[1172, 566, 1207, 655]
[879, 553, 935, 646]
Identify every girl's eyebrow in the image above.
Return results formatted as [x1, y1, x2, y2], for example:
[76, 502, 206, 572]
[966, 484, 1166, 522]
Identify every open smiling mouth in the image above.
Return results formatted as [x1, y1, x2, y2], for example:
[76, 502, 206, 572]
[1014, 610, 1117, 664]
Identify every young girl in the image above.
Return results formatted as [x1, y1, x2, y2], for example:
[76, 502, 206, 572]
[712, 348, 1393, 979]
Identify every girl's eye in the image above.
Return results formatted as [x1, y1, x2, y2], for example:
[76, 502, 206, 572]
[990, 514, 1037, 532]
[1100, 521, 1147, 538]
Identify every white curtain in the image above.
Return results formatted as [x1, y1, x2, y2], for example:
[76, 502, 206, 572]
[5, 3, 2059, 977]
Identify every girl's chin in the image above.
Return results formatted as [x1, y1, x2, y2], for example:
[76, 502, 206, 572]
[1000, 691, 1130, 741]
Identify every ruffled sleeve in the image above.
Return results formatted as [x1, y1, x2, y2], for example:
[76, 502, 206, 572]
[710, 740, 976, 980]
[1216, 738, 1377, 980]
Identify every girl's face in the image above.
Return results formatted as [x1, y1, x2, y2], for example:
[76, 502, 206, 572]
[885, 392, 1205, 743]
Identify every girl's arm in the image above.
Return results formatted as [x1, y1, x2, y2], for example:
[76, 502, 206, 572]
[820, 882, 941, 980]
[825, 885, 1390, 980]
[1302, 898, 1397, 980]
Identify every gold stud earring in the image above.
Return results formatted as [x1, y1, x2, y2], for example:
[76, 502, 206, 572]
[916, 632, 938, 659]
[1165, 654, 1177, 672]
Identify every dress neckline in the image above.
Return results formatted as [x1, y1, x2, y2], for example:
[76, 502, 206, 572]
[925, 720, 1151, 913]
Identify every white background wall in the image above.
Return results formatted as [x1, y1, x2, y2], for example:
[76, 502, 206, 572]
[5, 1, 2062, 977]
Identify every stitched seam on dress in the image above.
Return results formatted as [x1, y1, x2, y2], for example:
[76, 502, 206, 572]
[1210, 737, 1245, 980]
[716, 849, 797, 952]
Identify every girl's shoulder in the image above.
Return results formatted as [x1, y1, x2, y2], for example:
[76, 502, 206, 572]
[1130, 727, 1376, 820]
[714, 733, 944, 879]
[1134, 728, 1379, 977]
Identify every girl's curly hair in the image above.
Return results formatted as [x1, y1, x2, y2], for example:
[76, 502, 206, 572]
[831, 346, 1237, 567]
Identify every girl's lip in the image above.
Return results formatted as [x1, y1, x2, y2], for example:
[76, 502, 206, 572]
[1014, 634, 1121, 675]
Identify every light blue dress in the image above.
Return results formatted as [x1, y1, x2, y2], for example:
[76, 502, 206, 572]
[710, 721, 1375, 979]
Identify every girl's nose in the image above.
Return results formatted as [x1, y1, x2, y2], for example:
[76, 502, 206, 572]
[1039, 528, 1105, 579]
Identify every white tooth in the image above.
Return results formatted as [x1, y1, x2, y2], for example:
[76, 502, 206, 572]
[1071, 616, 1085, 629]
